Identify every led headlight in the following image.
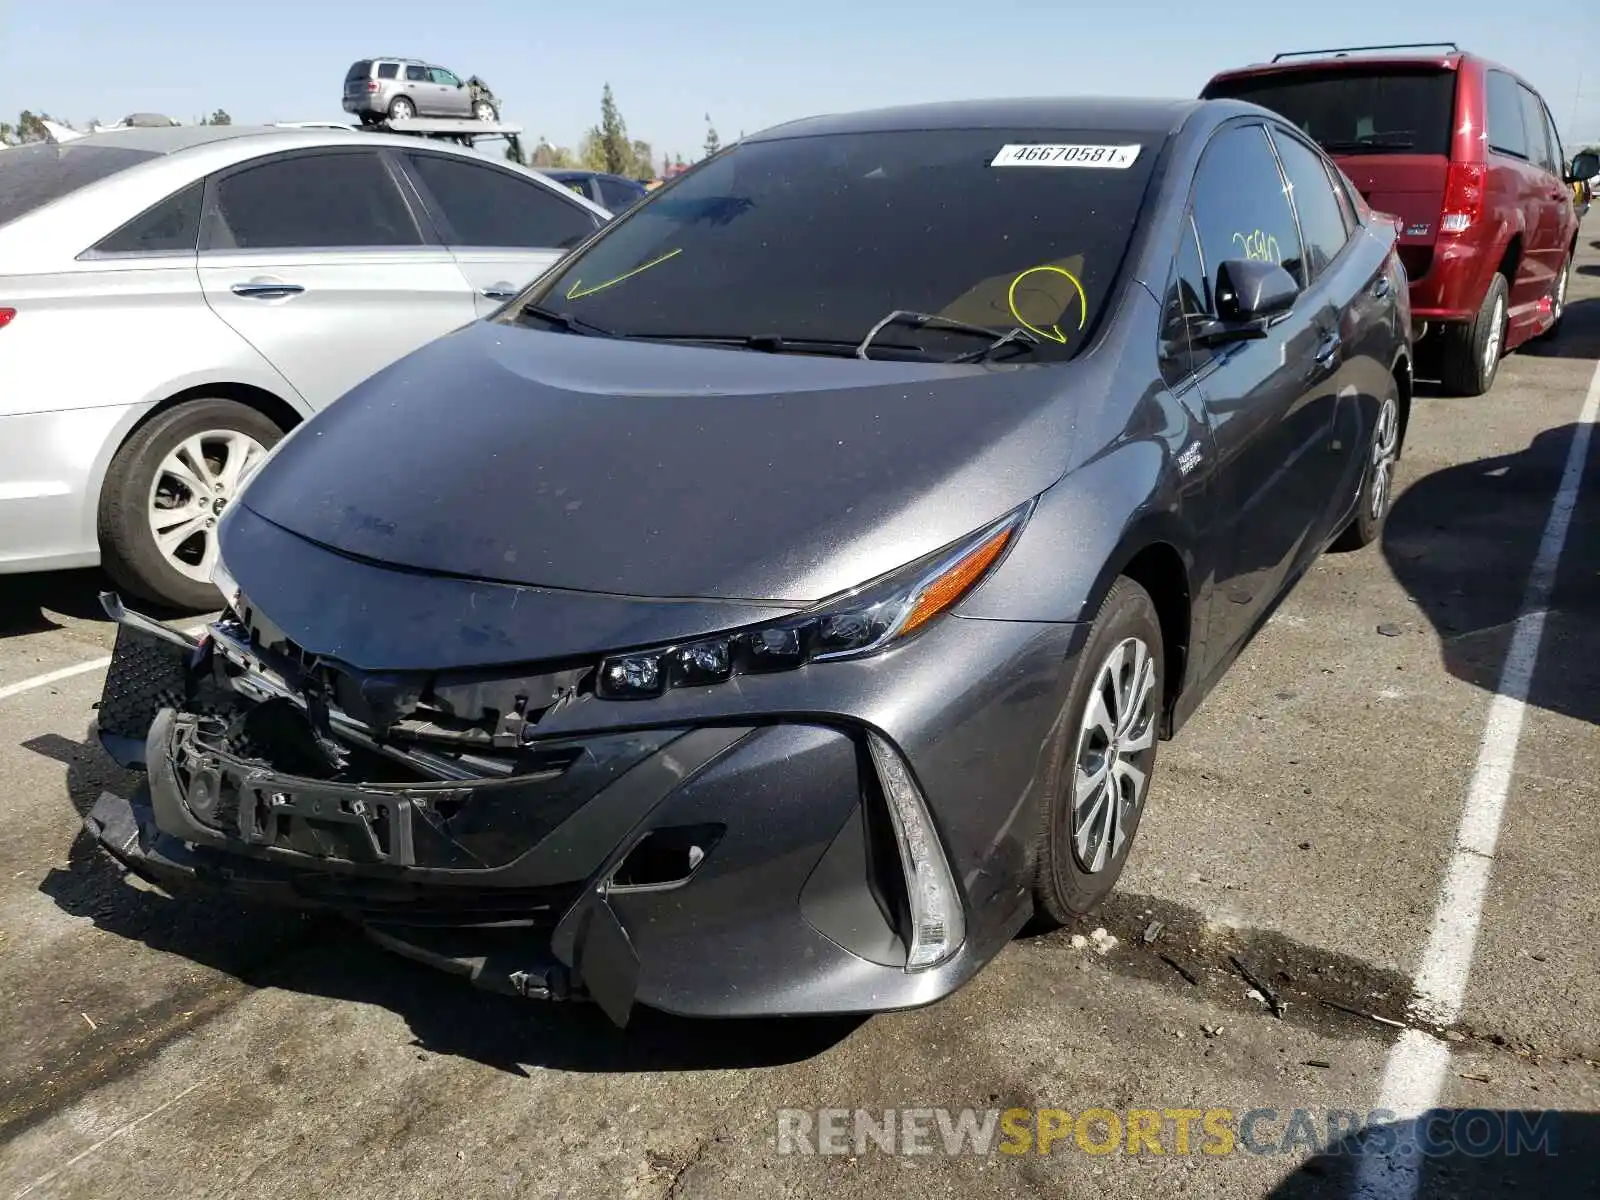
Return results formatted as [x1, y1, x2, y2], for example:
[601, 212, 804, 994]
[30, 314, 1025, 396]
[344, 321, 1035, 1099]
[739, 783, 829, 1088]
[596, 502, 1031, 699]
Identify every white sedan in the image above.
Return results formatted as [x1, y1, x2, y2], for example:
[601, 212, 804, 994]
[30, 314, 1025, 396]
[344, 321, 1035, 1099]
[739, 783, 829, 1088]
[0, 125, 609, 607]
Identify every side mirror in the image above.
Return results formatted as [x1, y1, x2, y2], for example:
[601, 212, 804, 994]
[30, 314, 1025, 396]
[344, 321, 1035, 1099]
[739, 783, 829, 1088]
[1193, 259, 1299, 346]
[1567, 150, 1599, 184]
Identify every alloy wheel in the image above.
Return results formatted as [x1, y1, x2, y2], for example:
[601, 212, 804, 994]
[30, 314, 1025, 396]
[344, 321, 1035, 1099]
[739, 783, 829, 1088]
[1554, 258, 1570, 322]
[1368, 393, 1400, 521]
[474, 101, 496, 122]
[1483, 294, 1504, 378]
[391, 98, 415, 121]
[146, 430, 268, 583]
[1071, 636, 1158, 874]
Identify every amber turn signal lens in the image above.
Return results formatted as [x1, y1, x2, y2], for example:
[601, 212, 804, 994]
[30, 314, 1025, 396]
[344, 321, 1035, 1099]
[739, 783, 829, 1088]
[897, 526, 1014, 638]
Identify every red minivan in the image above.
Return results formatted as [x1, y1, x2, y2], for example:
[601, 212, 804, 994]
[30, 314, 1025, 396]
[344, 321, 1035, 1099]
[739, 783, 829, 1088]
[1204, 44, 1598, 396]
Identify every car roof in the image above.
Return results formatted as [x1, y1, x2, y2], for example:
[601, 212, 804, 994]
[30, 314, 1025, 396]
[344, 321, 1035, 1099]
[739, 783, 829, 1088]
[748, 97, 1204, 141]
[1208, 49, 1474, 84]
[61, 124, 271, 154]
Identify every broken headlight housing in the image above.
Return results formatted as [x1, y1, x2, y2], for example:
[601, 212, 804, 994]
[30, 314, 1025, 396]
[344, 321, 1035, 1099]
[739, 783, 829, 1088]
[596, 502, 1031, 700]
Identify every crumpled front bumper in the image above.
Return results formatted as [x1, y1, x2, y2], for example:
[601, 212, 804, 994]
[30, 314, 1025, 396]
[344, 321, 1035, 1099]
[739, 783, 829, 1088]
[85, 601, 1065, 1025]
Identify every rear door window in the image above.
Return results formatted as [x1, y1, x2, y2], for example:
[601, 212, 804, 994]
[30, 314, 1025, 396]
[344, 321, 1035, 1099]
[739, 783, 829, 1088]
[0, 143, 160, 227]
[1190, 124, 1305, 287]
[1271, 130, 1351, 280]
[91, 181, 203, 254]
[405, 153, 599, 249]
[405, 65, 428, 82]
[1486, 71, 1528, 160]
[1204, 68, 1455, 157]
[206, 151, 422, 249]
[1516, 85, 1558, 175]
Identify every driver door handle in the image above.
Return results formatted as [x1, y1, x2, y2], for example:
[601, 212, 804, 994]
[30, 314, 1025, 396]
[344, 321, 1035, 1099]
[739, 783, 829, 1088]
[231, 281, 305, 300]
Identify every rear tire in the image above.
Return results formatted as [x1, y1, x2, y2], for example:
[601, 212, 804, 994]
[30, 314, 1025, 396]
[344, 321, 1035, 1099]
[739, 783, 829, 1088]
[1539, 250, 1572, 341]
[1032, 577, 1164, 926]
[98, 399, 285, 611]
[1439, 272, 1508, 397]
[1331, 378, 1402, 552]
[388, 96, 416, 122]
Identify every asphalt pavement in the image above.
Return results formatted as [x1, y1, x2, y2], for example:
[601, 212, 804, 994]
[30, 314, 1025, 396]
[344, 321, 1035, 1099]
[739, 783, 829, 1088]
[2, 222, 1598, 1200]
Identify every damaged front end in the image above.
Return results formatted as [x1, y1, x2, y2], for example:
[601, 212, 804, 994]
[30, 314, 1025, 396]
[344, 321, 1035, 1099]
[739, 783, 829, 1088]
[87, 593, 747, 1022]
[86, 584, 1012, 1026]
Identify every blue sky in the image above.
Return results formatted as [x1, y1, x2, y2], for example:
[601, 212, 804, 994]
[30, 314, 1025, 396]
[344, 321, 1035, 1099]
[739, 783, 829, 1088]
[7, 0, 1598, 162]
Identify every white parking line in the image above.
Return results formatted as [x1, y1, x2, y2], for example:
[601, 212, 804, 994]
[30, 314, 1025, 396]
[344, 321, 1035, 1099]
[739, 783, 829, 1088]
[10, 1080, 204, 1199]
[0, 656, 114, 704]
[0, 623, 211, 705]
[1355, 359, 1600, 1199]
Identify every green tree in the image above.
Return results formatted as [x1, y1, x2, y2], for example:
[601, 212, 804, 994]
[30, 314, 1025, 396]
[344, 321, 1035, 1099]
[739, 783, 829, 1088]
[702, 114, 720, 160]
[16, 111, 51, 143]
[530, 137, 576, 168]
[0, 120, 14, 145]
[596, 83, 631, 175]
[201, 108, 232, 126]
[629, 139, 654, 177]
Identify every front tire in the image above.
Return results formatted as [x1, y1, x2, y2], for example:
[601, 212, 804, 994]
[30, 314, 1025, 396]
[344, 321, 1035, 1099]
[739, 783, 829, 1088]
[473, 100, 498, 123]
[98, 400, 283, 611]
[1032, 577, 1164, 926]
[1439, 272, 1508, 397]
[1331, 379, 1401, 551]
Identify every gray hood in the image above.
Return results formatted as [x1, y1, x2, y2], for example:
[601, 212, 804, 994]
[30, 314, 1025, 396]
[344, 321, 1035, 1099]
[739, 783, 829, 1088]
[239, 321, 1090, 603]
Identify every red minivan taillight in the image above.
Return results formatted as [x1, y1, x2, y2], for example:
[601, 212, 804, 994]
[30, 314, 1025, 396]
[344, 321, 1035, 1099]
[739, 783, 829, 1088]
[1440, 162, 1487, 234]
[0, 308, 15, 329]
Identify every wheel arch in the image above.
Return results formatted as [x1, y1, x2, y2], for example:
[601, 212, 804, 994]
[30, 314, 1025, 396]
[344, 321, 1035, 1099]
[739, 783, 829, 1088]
[79, 382, 305, 552]
[1099, 536, 1193, 737]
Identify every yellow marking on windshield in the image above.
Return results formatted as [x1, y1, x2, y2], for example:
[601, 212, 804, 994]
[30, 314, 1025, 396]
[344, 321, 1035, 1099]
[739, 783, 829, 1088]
[1006, 265, 1088, 345]
[565, 248, 683, 301]
[1232, 230, 1282, 264]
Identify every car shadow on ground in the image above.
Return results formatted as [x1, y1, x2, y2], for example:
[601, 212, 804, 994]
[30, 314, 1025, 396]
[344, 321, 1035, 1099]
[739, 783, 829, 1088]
[30, 730, 862, 1082]
[1268, 1110, 1600, 1196]
[1515, 295, 1600, 360]
[0, 569, 118, 639]
[1382, 419, 1599, 729]
[0, 568, 203, 641]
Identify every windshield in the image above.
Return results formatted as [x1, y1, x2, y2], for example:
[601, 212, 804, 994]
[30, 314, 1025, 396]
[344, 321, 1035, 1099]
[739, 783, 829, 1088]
[502, 127, 1160, 362]
[1205, 68, 1456, 157]
[0, 143, 160, 228]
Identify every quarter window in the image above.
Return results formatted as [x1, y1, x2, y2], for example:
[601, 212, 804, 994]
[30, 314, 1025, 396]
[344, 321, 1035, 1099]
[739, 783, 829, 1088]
[406, 154, 599, 249]
[207, 152, 421, 250]
[376, 62, 399, 80]
[1190, 124, 1305, 289]
[1272, 131, 1351, 280]
[1486, 71, 1528, 160]
[93, 181, 203, 254]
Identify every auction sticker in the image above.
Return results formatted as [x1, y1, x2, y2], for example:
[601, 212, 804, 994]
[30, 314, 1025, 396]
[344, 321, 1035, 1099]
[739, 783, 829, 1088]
[991, 143, 1141, 168]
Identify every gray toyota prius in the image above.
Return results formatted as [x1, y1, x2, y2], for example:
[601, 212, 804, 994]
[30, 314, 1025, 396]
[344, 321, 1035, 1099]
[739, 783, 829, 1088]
[89, 96, 1410, 1026]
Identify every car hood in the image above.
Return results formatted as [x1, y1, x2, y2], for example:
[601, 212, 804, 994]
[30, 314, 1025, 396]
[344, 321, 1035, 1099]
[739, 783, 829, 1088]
[239, 321, 1092, 604]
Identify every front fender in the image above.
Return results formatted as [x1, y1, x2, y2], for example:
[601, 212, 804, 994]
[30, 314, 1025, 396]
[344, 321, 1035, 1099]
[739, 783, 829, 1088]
[957, 436, 1201, 625]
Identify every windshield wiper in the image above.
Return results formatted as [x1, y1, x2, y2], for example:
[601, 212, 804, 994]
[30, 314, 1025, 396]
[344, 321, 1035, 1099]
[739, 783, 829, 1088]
[515, 304, 620, 338]
[856, 310, 1041, 362]
[1319, 135, 1416, 152]
[634, 333, 940, 360]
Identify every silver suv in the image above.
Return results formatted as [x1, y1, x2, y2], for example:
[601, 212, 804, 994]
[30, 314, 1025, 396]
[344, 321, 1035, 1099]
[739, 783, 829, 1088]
[343, 59, 500, 124]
